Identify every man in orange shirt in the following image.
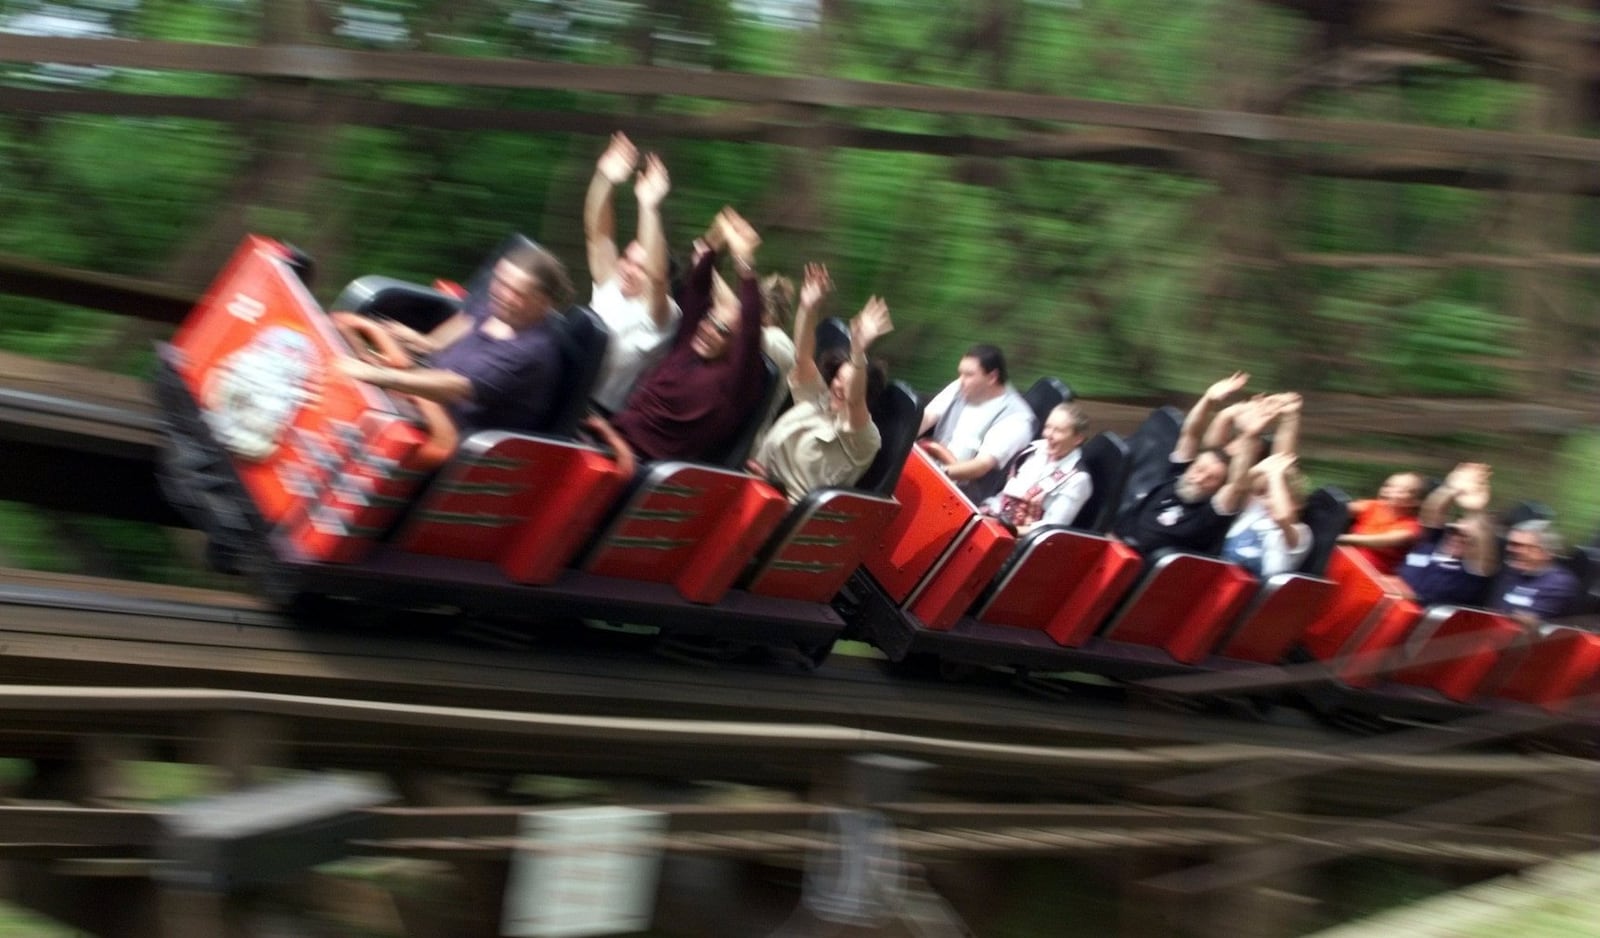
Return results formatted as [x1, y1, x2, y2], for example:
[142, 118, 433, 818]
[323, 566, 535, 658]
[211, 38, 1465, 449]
[1337, 472, 1426, 574]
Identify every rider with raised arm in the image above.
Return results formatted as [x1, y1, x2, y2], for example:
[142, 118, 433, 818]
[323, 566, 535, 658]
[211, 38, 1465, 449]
[1220, 393, 1313, 578]
[337, 243, 571, 437]
[1399, 461, 1497, 608]
[583, 132, 681, 413]
[609, 208, 768, 463]
[751, 264, 891, 501]
[1115, 371, 1256, 558]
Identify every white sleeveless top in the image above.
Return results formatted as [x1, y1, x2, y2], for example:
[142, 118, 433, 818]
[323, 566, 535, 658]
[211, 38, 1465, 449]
[589, 277, 681, 413]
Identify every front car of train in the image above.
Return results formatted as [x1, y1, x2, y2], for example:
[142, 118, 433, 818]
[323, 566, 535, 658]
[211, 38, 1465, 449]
[153, 235, 900, 657]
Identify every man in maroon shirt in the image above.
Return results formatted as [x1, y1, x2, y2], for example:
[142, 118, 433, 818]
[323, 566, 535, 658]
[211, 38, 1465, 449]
[610, 208, 767, 462]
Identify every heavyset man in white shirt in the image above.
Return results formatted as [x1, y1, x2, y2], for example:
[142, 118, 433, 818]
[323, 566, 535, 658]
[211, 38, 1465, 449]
[917, 344, 1036, 502]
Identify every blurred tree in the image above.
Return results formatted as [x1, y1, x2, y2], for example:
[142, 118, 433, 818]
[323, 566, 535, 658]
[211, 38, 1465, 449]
[0, 0, 1581, 415]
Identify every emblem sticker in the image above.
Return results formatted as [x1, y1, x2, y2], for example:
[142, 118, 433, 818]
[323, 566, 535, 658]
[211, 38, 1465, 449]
[201, 326, 321, 460]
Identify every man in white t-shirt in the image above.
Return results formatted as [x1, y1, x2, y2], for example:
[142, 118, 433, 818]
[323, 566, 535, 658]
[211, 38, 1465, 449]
[917, 344, 1036, 502]
[583, 132, 682, 413]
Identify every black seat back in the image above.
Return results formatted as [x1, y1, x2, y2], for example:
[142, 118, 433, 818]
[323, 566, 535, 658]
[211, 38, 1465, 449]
[1566, 546, 1600, 617]
[1300, 485, 1351, 576]
[1501, 500, 1554, 529]
[546, 305, 609, 438]
[856, 381, 924, 496]
[703, 353, 781, 469]
[1022, 376, 1074, 428]
[1070, 431, 1131, 533]
[329, 275, 464, 334]
[1117, 405, 1185, 519]
[814, 317, 851, 363]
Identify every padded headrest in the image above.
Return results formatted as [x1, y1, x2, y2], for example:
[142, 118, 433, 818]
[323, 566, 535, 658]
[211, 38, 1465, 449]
[1116, 405, 1185, 520]
[1300, 486, 1352, 576]
[546, 304, 609, 438]
[1022, 376, 1074, 428]
[856, 381, 924, 495]
[1070, 431, 1131, 533]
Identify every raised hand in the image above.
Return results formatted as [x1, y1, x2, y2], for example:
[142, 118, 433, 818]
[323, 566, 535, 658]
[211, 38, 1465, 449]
[634, 153, 670, 207]
[1445, 461, 1487, 492]
[1453, 462, 1493, 512]
[851, 296, 893, 349]
[1235, 397, 1278, 436]
[799, 263, 832, 310]
[596, 132, 638, 185]
[719, 208, 761, 267]
[1272, 391, 1302, 415]
[1205, 371, 1250, 403]
[1255, 451, 1297, 477]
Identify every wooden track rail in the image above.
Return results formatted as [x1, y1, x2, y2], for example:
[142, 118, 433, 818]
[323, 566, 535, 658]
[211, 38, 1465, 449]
[2, 801, 1589, 867]
[1, 38, 1599, 165]
[2, 682, 1596, 789]
[0, 570, 1595, 811]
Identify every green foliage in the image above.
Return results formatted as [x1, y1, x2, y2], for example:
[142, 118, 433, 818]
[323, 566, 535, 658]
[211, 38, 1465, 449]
[1552, 431, 1600, 542]
[1382, 298, 1514, 395]
[0, 502, 76, 572]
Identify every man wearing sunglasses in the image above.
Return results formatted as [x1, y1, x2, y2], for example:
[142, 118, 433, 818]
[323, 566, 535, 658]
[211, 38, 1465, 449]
[609, 208, 767, 463]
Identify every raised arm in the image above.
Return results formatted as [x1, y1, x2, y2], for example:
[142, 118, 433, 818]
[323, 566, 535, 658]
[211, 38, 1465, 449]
[845, 297, 893, 432]
[1454, 463, 1498, 576]
[1271, 392, 1302, 457]
[583, 132, 637, 285]
[633, 153, 672, 329]
[790, 263, 832, 394]
[1420, 462, 1471, 528]
[1177, 371, 1248, 463]
[1214, 398, 1267, 515]
[1202, 401, 1246, 449]
[722, 208, 765, 346]
[1255, 452, 1304, 549]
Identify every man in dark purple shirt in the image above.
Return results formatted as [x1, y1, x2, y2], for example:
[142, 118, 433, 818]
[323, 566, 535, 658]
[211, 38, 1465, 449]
[611, 208, 766, 462]
[340, 243, 571, 437]
[1491, 520, 1580, 625]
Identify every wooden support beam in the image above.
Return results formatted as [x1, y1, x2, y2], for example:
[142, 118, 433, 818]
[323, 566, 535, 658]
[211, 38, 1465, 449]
[1, 39, 1600, 163]
[0, 251, 193, 324]
[1267, 252, 1600, 269]
[11, 88, 1600, 195]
